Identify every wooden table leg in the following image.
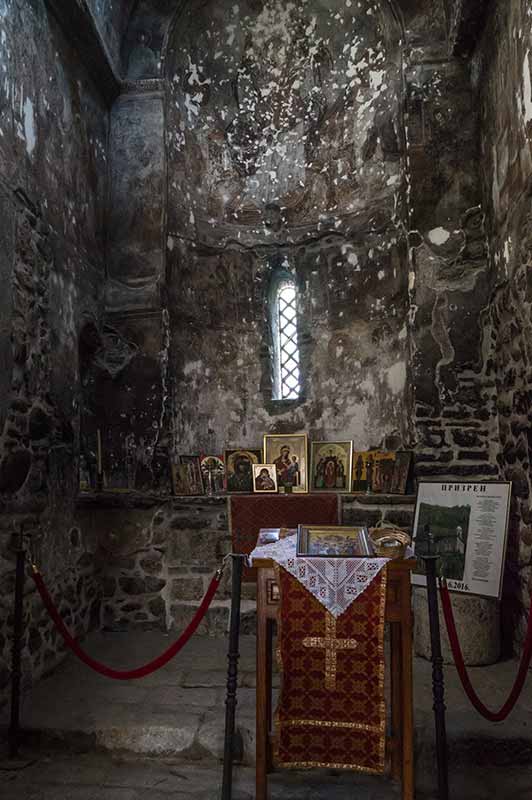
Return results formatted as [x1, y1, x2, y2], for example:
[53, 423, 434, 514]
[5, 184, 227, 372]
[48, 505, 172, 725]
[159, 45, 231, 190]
[266, 618, 274, 772]
[256, 578, 269, 800]
[401, 584, 415, 800]
[390, 622, 402, 782]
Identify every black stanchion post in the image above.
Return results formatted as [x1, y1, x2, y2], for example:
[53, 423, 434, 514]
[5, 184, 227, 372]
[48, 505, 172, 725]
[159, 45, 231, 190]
[221, 554, 245, 800]
[9, 526, 26, 759]
[422, 553, 449, 800]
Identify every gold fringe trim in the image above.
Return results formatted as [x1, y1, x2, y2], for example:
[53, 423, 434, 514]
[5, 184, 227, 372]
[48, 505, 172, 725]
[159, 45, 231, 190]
[276, 759, 385, 774]
[278, 718, 384, 733]
[376, 567, 387, 769]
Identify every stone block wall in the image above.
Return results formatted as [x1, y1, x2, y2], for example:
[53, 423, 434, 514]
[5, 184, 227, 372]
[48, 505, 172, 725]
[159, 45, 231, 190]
[75, 492, 415, 638]
[0, 518, 101, 712]
[76, 494, 242, 636]
[0, 191, 104, 712]
[473, 0, 532, 650]
[486, 243, 532, 648]
[0, 490, 415, 713]
[0, 0, 109, 711]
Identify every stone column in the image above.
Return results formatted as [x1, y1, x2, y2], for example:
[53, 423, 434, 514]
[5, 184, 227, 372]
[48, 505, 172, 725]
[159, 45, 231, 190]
[413, 586, 501, 665]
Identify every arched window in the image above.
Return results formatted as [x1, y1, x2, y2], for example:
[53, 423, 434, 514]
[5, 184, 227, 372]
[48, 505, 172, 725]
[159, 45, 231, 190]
[271, 274, 301, 400]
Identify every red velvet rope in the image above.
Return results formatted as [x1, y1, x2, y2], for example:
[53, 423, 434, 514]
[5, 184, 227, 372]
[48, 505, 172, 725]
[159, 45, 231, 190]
[440, 582, 532, 722]
[31, 567, 221, 680]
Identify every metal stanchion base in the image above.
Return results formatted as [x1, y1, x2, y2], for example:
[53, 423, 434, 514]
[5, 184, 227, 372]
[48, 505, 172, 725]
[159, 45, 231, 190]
[421, 554, 449, 800]
[221, 554, 245, 800]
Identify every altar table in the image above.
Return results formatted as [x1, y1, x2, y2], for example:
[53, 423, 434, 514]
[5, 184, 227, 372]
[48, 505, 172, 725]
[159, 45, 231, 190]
[252, 555, 415, 800]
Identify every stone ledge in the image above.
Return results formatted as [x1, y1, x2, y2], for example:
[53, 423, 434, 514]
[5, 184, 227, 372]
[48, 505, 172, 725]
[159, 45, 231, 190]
[76, 491, 166, 510]
[77, 492, 417, 511]
[341, 494, 416, 505]
[76, 492, 228, 510]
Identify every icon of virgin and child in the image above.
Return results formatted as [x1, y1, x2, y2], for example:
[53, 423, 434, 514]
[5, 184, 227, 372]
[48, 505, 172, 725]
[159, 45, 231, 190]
[273, 445, 300, 488]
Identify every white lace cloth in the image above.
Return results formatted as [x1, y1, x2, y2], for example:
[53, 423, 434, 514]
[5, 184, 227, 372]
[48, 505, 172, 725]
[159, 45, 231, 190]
[250, 534, 389, 618]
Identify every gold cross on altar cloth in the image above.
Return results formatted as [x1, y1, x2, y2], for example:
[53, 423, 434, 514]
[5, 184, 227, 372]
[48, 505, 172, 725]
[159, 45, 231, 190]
[302, 611, 358, 691]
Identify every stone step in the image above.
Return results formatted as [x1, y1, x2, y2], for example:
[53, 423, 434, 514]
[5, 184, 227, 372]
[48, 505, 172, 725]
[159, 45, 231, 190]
[2, 633, 532, 778]
[3, 698, 255, 763]
[5, 691, 532, 775]
[4, 750, 532, 800]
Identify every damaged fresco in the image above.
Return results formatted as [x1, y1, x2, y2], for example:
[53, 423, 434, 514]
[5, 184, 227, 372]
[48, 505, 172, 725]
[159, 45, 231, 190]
[164, 0, 411, 452]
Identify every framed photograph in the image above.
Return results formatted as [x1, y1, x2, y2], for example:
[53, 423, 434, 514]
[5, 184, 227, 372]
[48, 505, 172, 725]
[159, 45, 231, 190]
[373, 455, 396, 494]
[151, 444, 172, 494]
[171, 462, 197, 496]
[200, 455, 225, 494]
[253, 464, 278, 493]
[412, 481, 512, 599]
[297, 525, 373, 557]
[225, 448, 263, 493]
[79, 430, 102, 491]
[178, 455, 205, 495]
[389, 451, 412, 495]
[263, 433, 308, 493]
[79, 451, 92, 491]
[310, 441, 352, 492]
[352, 450, 395, 493]
[267, 579, 280, 603]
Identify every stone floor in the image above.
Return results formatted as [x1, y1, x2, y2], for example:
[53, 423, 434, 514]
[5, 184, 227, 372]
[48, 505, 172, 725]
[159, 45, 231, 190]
[1, 632, 532, 799]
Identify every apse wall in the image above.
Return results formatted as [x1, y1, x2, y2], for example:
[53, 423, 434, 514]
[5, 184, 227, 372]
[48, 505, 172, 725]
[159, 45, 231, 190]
[105, 0, 497, 477]
[164, 0, 412, 453]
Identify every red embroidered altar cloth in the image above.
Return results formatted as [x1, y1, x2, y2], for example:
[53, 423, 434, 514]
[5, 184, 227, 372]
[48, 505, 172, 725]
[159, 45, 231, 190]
[275, 566, 387, 773]
[229, 494, 338, 579]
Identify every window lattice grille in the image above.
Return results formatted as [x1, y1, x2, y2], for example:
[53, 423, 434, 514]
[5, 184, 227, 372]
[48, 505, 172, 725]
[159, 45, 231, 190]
[277, 283, 301, 400]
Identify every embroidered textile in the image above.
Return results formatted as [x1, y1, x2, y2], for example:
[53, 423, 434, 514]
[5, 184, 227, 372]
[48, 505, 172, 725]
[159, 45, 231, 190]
[275, 566, 387, 773]
[251, 534, 388, 617]
[229, 495, 338, 580]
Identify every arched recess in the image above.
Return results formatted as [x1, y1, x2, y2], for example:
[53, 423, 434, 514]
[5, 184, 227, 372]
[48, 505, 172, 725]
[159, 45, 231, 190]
[160, 0, 411, 452]
[122, 1, 407, 81]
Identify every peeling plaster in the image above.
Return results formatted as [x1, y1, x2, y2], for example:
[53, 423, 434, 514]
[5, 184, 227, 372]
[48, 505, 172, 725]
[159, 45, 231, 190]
[428, 226, 450, 245]
[386, 361, 406, 395]
[167, 0, 403, 234]
[23, 97, 35, 155]
[523, 50, 532, 125]
[159, 0, 409, 450]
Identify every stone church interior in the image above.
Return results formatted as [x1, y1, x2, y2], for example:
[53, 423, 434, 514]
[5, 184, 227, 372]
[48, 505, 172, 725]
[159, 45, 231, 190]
[1, 0, 532, 798]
